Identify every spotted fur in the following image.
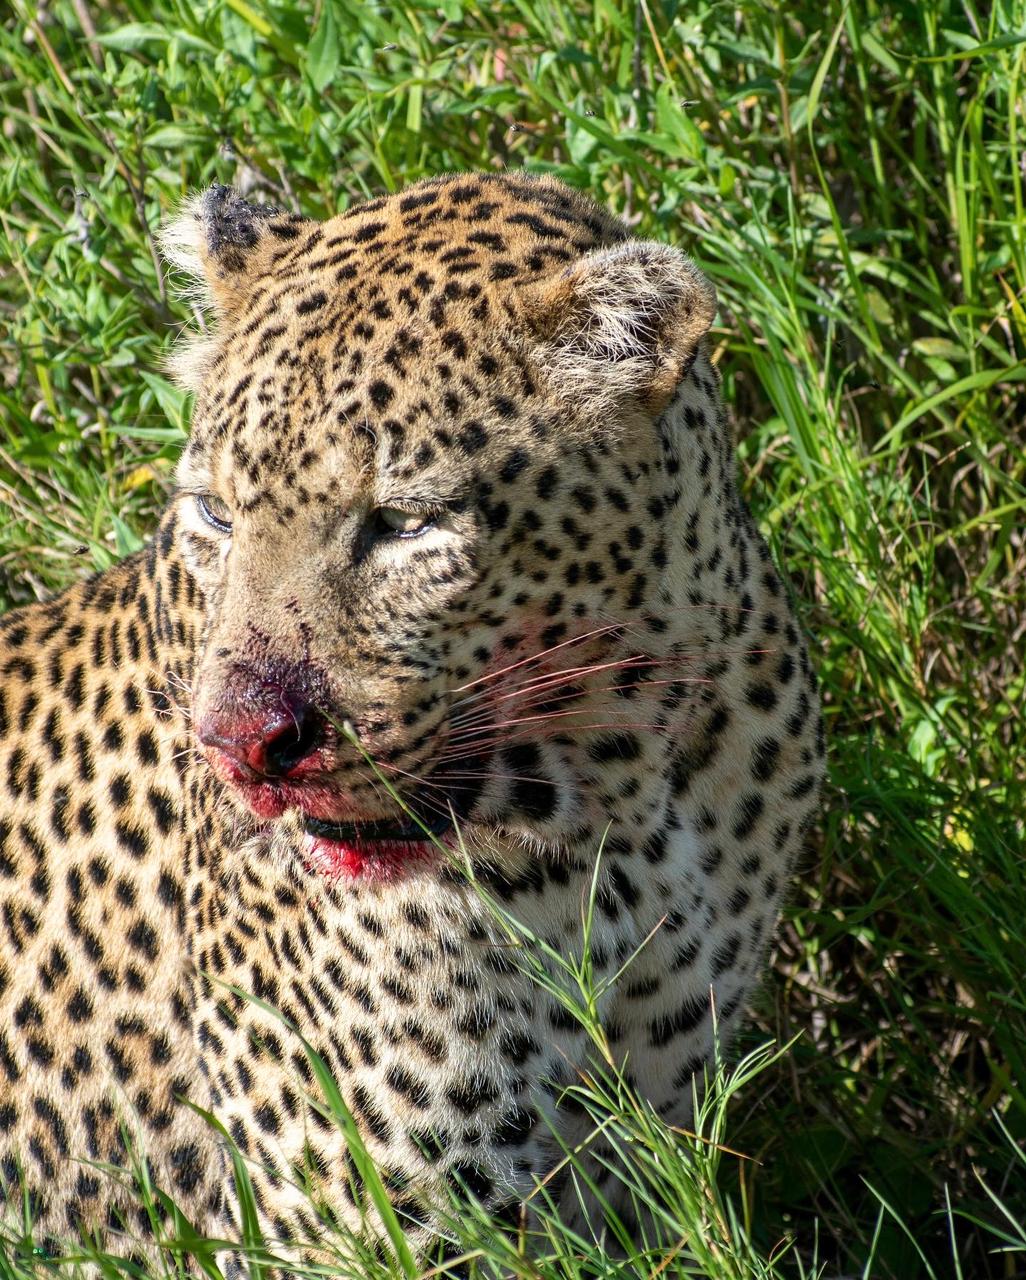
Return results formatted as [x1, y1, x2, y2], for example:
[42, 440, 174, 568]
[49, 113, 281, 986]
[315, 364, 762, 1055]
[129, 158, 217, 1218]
[1, 172, 824, 1255]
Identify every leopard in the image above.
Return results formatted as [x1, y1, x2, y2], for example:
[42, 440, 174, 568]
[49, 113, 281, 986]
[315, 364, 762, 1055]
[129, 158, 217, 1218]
[0, 171, 824, 1261]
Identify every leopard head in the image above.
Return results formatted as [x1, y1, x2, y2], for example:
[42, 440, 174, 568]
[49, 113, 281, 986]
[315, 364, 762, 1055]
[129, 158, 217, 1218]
[162, 175, 719, 877]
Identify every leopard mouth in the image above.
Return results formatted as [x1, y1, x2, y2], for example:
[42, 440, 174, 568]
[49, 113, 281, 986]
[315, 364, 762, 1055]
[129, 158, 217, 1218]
[302, 813, 453, 844]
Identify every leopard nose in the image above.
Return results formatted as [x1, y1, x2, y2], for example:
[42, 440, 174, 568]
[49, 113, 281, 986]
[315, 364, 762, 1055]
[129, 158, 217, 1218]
[199, 702, 323, 778]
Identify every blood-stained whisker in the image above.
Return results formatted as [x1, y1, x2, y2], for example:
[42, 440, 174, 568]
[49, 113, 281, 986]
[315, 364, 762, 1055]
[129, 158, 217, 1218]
[448, 620, 631, 697]
[450, 652, 650, 721]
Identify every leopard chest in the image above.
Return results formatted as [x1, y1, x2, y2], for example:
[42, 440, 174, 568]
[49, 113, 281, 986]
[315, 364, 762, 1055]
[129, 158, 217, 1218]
[190, 845, 652, 1237]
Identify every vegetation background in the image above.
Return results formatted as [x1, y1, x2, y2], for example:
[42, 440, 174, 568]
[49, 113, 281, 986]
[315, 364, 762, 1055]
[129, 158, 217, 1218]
[1, 0, 1024, 1276]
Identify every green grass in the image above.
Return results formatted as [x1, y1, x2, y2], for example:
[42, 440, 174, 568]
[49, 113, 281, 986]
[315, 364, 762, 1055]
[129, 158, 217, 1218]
[1, 0, 1025, 1275]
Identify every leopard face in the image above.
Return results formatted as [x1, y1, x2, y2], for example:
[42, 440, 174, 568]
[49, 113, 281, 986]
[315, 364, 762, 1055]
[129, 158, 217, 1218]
[166, 175, 719, 876]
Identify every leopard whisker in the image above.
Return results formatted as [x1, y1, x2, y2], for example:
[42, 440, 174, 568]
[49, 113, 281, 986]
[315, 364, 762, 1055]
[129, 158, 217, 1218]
[445, 675, 709, 740]
[447, 659, 710, 730]
[437, 718, 676, 762]
[448, 621, 630, 696]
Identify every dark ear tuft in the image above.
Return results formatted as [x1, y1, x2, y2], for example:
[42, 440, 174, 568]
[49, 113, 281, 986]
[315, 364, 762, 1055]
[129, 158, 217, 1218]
[197, 185, 292, 272]
[160, 186, 309, 387]
[160, 185, 306, 299]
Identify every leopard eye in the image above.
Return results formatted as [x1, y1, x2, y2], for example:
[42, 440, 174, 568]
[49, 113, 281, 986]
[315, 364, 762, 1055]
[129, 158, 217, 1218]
[376, 507, 436, 538]
[196, 493, 232, 534]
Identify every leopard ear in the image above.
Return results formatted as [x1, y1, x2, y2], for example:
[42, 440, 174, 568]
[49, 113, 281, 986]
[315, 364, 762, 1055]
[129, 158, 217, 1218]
[518, 241, 716, 415]
[160, 185, 307, 388]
